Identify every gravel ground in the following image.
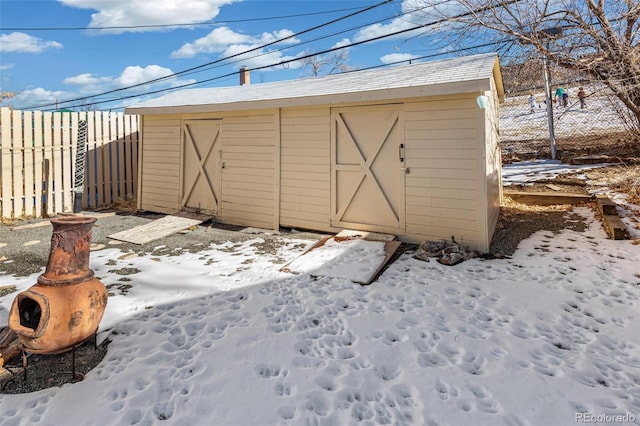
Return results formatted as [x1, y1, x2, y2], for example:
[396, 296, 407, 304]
[0, 212, 326, 278]
[0, 202, 589, 393]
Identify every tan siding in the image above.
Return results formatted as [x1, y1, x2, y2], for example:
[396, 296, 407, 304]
[407, 196, 476, 210]
[407, 176, 477, 190]
[485, 76, 502, 247]
[139, 117, 181, 212]
[409, 148, 477, 160]
[219, 110, 277, 229]
[405, 158, 476, 170]
[406, 167, 475, 180]
[403, 96, 480, 248]
[279, 107, 331, 230]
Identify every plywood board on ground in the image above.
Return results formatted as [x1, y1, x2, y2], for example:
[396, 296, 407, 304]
[281, 232, 400, 285]
[108, 215, 202, 245]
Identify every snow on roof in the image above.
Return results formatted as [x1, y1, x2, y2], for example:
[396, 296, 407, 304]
[127, 53, 502, 113]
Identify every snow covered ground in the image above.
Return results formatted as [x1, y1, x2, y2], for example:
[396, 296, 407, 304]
[0, 162, 639, 426]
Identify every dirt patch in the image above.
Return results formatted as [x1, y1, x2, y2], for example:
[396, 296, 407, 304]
[490, 202, 589, 256]
[502, 132, 640, 164]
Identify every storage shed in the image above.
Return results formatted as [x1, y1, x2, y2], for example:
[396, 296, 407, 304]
[126, 53, 504, 252]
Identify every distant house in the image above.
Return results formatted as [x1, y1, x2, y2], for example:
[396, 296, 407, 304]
[126, 53, 504, 252]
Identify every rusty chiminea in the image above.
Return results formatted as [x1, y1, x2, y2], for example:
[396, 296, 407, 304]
[9, 216, 108, 354]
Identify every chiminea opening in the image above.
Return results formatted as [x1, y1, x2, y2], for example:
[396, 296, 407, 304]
[19, 298, 42, 331]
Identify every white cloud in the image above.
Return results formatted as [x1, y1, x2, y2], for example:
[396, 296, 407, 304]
[331, 38, 352, 49]
[170, 26, 302, 71]
[58, 0, 239, 34]
[171, 26, 300, 60]
[12, 87, 69, 108]
[116, 65, 174, 87]
[63, 73, 112, 87]
[12, 64, 184, 109]
[171, 27, 253, 58]
[353, 0, 439, 43]
[0, 64, 15, 70]
[380, 53, 419, 64]
[0, 32, 63, 53]
[62, 65, 176, 95]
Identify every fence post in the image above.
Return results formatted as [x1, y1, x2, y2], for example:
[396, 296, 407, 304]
[33, 110, 43, 218]
[542, 56, 557, 160]
[1, 108, 13, 218]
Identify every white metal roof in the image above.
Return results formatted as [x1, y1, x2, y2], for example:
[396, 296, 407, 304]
[126, 53, 503, 114]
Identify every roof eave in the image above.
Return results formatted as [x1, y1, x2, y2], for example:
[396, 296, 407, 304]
[125, 78, 492, 115]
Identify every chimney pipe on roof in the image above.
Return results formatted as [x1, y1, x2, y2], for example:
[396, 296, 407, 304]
[240, 66, 250, 86]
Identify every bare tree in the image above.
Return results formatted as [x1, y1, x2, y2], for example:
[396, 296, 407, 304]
[410, 0, 640, 131]
[300, 50, 354, 77]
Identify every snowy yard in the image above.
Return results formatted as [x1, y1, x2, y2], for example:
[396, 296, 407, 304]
[0, 162, 639, 425]
[500, 85, 629, 143]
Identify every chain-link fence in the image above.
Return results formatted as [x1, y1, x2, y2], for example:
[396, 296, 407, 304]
[500, 84, 639, 163]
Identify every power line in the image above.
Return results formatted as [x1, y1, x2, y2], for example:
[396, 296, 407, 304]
[173, 0, 445, 81]
[58, 1, 521, 111]
[25, 0, 395, 110]
[1, 4, 400, 31]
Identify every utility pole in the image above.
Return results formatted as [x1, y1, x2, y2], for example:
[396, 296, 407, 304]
[538, 26, 562, 160]
[542, 56, 557, 159]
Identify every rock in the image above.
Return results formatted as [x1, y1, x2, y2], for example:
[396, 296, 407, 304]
[413, 239, 478, 266]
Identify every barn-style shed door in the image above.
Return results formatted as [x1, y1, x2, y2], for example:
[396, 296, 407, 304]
[331, 105, 405, 234]
[181, 120, 221, 214]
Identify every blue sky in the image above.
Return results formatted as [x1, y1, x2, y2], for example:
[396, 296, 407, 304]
[0, 0, 459, 111]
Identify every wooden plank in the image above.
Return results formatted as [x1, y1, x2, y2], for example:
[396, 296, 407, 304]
[545, 184, 563, 191]
[130, 115, 139, 204]
[96, 112, 106, 207]
[108, 215, 202, 245]
[23, 111, 35, 217]
[12, 110, 25, 217]
[503, 190, 592, 206]
[33, 111, 43, 218]
[603, 214, 629, 240]
[52, 112, 63, 214]
[61, 112, 73, 212]
[123, 115, 133, 198]
[1, 108, 14, 218]
[102, 111, 112, 206]
[85, 112, 97, 208]
[336, 229, 397, 242]
[42, 112, 54, 216]
[117, 113, 126, 200]
[110, 112, 119, 202]
[595, 194, 629, 240]
[595, 194, 618, 216]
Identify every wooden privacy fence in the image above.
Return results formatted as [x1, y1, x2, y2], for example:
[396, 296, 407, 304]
[0, 108, 139, 219]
